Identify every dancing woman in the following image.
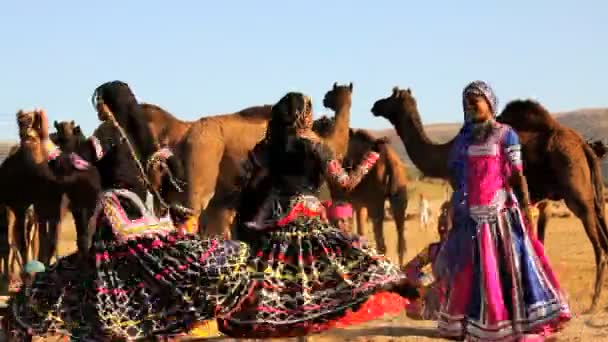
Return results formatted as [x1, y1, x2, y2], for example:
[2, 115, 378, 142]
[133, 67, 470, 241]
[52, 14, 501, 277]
[434, 80, 571, 341]
[221, 92, 417, 338]
[6, 81, 248, 340]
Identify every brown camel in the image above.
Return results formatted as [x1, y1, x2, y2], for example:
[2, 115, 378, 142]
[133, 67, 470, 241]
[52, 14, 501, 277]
[372, 87, 608, 311]
[50, 120, 101, 260]
[0, 114, 100, 267]
[313, 116, 409, 265]
[0, 111, 64, 267]
[497, 100, 608, 311]
[143, 82, 354, 237]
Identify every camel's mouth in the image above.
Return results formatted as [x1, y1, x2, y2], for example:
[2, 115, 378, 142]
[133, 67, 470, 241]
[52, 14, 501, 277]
[322, 95, 330, 108]
[370, 106, 381, 117]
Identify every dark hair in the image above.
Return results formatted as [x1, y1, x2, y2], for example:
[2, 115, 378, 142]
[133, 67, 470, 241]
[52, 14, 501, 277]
[92, 80, 157, 160]
[265, 92, 312, 166]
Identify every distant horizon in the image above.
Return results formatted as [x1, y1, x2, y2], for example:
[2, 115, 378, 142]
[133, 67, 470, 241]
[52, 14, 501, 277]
[0, 104, 605, 144]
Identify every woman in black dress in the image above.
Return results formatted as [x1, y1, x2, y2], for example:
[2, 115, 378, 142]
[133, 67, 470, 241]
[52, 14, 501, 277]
[221, 92, 416, 338]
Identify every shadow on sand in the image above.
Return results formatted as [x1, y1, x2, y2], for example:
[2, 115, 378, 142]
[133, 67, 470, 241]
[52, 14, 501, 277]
[186, 326, 440, 341]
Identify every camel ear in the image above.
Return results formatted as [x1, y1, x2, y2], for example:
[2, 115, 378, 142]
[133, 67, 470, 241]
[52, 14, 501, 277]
[54, 120, 59, 130]
[70, 120, 75, 127]
[349, 82, 353, 91]
[333, 82, 338, 90]
[392, 86, 399, 97]
[407, 88, 412, 95]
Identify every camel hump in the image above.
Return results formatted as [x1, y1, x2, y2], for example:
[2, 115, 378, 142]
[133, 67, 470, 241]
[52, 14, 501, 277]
[498, 99, 559, 131]
[236, 105, 273, 120]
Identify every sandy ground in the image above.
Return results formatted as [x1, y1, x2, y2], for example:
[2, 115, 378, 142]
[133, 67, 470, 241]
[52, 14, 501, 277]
[15, 181, 608, 341]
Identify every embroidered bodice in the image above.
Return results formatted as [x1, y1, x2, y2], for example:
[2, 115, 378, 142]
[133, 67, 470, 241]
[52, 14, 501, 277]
[449, 122, 523, 210]
[235, 136, 379, 230]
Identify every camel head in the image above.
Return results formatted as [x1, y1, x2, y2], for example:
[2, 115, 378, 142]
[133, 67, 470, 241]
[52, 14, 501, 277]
[16, 110, 43, 144]
[588, 139, 608, 159]
[323, 82, 353, 111]
[51, 120, 86, 152]
[371, 86, 417, 125]
[496, 99, 557, 132]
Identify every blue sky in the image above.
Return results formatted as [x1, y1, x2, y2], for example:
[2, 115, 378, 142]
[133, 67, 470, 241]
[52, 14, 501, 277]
[0, 1, 606, 139]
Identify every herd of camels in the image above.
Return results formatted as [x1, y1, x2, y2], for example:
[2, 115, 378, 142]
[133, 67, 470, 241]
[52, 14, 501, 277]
[0, 82, 607, 312]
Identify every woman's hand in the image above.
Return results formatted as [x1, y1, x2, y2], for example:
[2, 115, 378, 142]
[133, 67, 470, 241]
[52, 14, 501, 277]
[524, 205, 539, 236]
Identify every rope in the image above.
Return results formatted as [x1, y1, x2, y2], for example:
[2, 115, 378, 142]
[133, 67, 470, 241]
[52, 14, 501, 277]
[106, 114, 171, 210]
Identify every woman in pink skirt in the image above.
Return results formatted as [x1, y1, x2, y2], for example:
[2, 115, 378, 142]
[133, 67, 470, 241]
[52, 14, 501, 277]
[434, 81, 570, 341]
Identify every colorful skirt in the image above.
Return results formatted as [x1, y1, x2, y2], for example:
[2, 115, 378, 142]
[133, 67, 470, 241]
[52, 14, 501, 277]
[6, 189, 250, 340]
[218, 215, 409, 338]
[435, 203, 570, 341]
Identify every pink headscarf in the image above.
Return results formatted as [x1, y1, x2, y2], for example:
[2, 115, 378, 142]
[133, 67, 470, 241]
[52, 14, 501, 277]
[323, 201, 353, 220]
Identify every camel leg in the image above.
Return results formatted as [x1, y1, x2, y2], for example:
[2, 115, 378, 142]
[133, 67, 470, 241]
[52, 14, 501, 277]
[36, 219, 50, 265]
[369, 203, 387, 256]
[183, 129, 224, 238]
[11, 207, 28, 269]
[389, 190, 408, 266]
[564, 197, 607, 312]
[536, 201, 550, 243]
[27, 219, 39, 262]
[73, 207, 94, 259]
[354, 205, 367, 237]
[204, 206, 235, 238]
[0, 207, 9, 289]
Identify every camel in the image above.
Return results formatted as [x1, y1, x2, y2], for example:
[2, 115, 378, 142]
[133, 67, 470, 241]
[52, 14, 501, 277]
[371, 87, 608, 311]
[50, 121, 101, 260]
[0, 111, 64, 267]
[0, 114, 100, 267]
[497, 100, 608, 311]
[313, 116, 409, 265]
[143, 82, 354, 237]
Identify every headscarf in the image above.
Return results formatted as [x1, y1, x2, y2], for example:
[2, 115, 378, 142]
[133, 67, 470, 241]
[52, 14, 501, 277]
[324, 201, 353, 220]
[266, 92, 314, 142]
[462, 80, 498, 122]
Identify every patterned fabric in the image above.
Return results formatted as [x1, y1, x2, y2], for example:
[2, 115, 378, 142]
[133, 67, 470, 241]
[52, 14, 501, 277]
[435, 118, 570, 340]
[220, 202, 407, 338]
[6, 189, 250, 340]
[325, 151, 379, 191]
[223, 139, 408, 338]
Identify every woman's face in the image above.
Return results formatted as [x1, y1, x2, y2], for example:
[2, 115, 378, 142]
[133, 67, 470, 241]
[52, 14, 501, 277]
[96, 97, 111, 122]
[464, 94, 492, 122]
[331, 218, 351, 232]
